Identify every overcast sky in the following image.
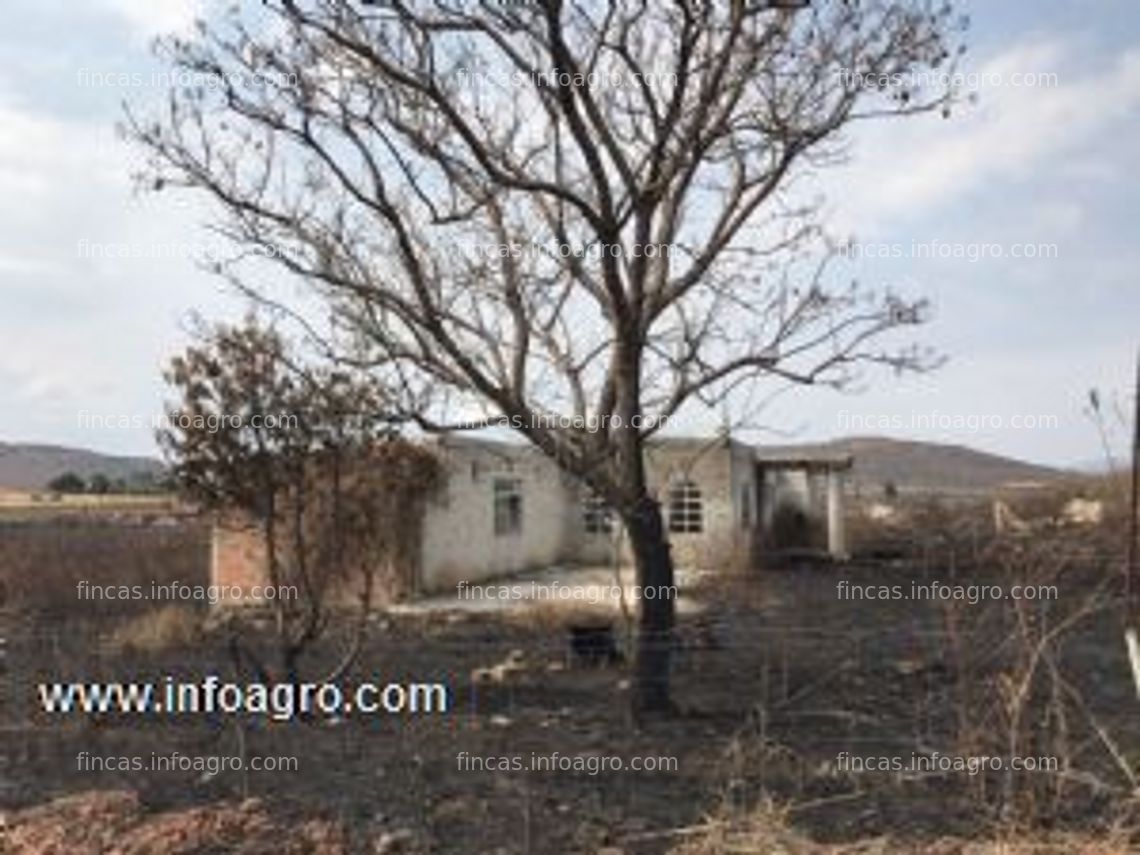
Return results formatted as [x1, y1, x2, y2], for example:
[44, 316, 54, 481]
[1, 0, 1137, 468]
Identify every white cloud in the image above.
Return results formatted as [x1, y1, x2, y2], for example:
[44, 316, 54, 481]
[823, 38, 1140, 236]
[0, 101, 121, 198]
[0, 95, 234, 450]
[98, 0, 204, 41]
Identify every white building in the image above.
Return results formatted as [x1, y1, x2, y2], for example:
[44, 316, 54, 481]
[211, 435, 851, 598]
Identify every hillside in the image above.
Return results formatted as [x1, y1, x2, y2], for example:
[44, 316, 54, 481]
[0, 442, 164, 490]
[764, 436, 1070, 494]
[0, 436, 1070, 495]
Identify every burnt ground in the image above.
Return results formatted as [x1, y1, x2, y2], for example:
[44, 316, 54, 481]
[2, 536, 1139, 853]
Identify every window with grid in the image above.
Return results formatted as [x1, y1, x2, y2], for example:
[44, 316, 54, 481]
[582, 492, 613, 535]
[667, 480, 703, 533]
[493, 478, 523, 536]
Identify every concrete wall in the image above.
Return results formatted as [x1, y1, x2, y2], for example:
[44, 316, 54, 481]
[209, 438, 848, 604]
[417, 439, 580, 592]
[212, 440, 586, 599]
[641, 439, 739, 570]
[562, 479, 622, 567]
[418, 437, 759, 580]
[728, 441, 760, 569]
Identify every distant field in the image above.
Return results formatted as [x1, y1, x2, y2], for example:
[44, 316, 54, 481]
[0, 491, 186, 522]
[0, 512, 209, 615]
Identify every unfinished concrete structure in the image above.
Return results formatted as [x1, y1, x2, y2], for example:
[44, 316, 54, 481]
[753, 453, 851, 559]
[211, 435, 852, 598]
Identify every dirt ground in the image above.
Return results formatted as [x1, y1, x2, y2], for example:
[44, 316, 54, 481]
[3, 514, 1139, 852]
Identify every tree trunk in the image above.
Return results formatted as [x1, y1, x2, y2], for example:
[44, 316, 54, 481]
[625, 492, 676, 718]
[611, 334, 676, 718]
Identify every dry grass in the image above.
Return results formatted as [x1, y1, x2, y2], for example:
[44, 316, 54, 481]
[0, 517, 208, 615]
[0, 492, 180, 510]
[669, 798, 1137, 854]
[497, 599, 619, 631]
[1, 790, 347, 854]
[668, 798, 821, 853]
[995, 473, 1130, 525]
[682, 470, 1138, 851]
[104, 605, 204, 654]
[846, 471, 1131, 569]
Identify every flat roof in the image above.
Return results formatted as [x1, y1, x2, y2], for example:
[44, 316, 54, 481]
[426, 434, 856, 470]
[754, 454, 854, 471]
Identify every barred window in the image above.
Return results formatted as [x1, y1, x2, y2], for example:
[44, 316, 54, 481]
[582, 492, 613, 535]
[493, 478, 523, 536]
[667, 480, 703, 534]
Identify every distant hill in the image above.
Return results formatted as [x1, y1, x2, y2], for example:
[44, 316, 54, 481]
[1070, 456, 1128, 475]
[0, 442, 164, 491]
[0, 435, 1071, 495]
[763, 436, 1071, 494]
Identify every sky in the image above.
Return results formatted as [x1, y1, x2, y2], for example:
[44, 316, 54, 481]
[0, 0, 1137, 469]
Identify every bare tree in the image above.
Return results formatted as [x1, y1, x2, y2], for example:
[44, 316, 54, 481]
[131, 0, 964, 716]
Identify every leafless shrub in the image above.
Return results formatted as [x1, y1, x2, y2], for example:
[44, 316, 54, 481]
[161, 317, 443, 686]
[938, 521, 1135, 827]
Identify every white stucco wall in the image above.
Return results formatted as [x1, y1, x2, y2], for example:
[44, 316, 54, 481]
[417, 439, 579, 591]
[416, 437, 849, 589]
[642, 440, 738, 570]
[215, 438, 855, 606]
[728, 440, 760, 567]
